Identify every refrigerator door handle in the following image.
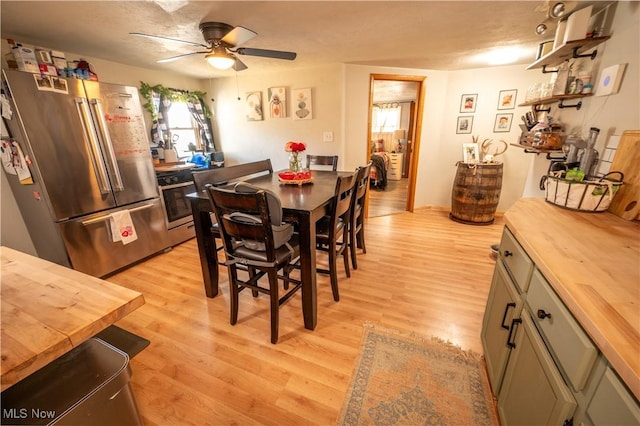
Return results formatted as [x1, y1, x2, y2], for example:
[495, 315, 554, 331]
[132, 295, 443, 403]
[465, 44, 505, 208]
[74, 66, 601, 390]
[90, 99, 124, 191]
[80, 203, 154, 226]
[75, 98, 111, 194]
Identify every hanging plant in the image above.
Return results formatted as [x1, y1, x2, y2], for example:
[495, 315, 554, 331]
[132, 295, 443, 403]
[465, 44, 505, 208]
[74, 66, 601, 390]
[139, 81, 211, 120]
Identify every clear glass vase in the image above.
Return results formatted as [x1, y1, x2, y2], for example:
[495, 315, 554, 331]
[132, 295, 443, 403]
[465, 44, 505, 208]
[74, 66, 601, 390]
[289, 152, 301, 173]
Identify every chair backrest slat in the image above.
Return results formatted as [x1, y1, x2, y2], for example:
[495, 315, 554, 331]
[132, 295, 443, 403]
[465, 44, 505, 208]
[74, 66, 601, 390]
[355, 162, 373, 204]
[306, 155, 338, 171]
[193, 159, 273, 193]
[330, 173, 357, 234]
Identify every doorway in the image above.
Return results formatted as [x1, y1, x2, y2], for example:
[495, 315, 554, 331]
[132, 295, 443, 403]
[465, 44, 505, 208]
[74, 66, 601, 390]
[367, 74, 425, 217]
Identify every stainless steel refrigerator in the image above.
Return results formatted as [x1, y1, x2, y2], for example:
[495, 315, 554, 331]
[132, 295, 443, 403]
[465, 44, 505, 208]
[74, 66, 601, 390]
[2, 69, 169, 277]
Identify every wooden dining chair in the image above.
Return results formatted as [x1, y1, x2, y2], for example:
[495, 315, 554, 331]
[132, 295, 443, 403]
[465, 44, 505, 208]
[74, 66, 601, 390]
[205, 183, 302, 344]
[315, 172, 357, 301]
[349, 162, 372, 270]
[191, 159, 274, 281]
[306, 155, 338, 171]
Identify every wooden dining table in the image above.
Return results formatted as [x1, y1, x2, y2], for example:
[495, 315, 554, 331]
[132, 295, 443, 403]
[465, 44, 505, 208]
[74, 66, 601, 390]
[187, 170, 351, 330]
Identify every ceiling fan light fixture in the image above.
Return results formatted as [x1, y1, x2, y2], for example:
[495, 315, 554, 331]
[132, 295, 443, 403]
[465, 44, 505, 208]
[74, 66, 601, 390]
[205, 49, 235, 70]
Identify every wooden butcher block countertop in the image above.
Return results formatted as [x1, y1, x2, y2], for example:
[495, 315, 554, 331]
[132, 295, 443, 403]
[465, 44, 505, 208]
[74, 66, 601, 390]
[505, 198, 640, 400]
[1, 247, 145, 391]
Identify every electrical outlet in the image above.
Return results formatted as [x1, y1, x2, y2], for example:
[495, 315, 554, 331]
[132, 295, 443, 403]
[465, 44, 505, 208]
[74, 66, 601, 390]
[323, 131, 334, 142]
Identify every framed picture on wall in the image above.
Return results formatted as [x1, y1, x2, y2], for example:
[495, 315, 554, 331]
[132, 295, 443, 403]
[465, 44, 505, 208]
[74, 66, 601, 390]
[268, 87, 287, 118]
[456, 116, 473, 134]
[497, 89, 517, 110]
[245, 91, 263, 121]
[293, 88, 312, 120]
[493, 113, 513, 132]
[462, 143, 479, 163]
[459, 94, 477, 113]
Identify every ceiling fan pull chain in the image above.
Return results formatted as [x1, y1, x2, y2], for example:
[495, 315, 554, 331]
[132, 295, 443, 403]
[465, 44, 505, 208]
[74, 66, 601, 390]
[236, 72, 241, 101]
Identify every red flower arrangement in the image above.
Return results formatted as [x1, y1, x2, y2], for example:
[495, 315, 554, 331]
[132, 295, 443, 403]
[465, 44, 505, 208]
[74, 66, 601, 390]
[285, 141, 306, 153]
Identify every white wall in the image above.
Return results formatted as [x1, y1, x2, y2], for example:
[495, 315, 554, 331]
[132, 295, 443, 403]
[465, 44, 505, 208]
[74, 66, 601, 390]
[442, 65, 550, 210]
[343, 65, 451, 208]
[205, 63, 343, 171]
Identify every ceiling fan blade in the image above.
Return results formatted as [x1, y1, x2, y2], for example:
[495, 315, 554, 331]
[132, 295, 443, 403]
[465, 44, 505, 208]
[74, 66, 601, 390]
[130, 32, 209, 49]
[233, 57, 248, 72]
[235, 47, 297, 61]
[157, 51, 209, 63]
[222, 26, 257, 47]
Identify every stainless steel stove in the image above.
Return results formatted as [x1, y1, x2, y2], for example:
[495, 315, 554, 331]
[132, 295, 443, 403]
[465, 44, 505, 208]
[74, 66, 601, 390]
[156, 168, 201, 246]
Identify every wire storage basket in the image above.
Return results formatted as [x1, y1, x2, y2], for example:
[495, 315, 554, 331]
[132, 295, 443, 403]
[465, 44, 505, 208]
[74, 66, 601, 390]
[541, 171, 624, 212]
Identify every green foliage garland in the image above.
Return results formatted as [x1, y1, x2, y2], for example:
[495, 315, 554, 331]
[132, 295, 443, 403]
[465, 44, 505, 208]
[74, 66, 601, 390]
[139, 81, 211, 120]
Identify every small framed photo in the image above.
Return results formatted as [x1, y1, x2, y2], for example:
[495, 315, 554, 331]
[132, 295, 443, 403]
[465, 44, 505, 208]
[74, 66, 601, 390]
[497, 89, 517, 110]
[494, 113, 513, 132]
[456, 116, 473, 134]
[460, 94, 477, 113]
[462, 143, 479, 163]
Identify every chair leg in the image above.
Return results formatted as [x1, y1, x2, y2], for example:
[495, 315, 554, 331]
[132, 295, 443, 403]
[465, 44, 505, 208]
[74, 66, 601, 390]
[283, 263, 290, 290]
[350, 223, 358, 270]
[249, 267, 259, 297]
[268, 269, 280, 344]
[328, 242, 340, 302]
[229, 266, 240, 325]
[342, 239, 351, 279]
[359, 227, 367, 254]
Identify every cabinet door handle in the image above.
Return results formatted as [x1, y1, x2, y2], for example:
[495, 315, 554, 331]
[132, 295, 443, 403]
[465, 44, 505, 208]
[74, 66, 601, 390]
[507, 318, 522, 349]
[503, 250, 513, 257]
[537, 309, 552, 320]
[500, 302, 517, 329]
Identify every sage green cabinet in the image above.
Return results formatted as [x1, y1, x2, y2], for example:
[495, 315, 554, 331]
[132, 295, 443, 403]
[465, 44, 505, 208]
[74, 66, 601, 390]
[587, 366, 640, 425]
[527, 269, 598, 392]
[481, 258, 523, 395]
[498, 227, 533, 293]
[497, 314, 577, 425]
[484, 225, 640, 426]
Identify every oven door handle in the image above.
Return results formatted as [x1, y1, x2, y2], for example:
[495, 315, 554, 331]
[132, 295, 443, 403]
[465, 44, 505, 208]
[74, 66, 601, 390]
[161, 181, 195, 190]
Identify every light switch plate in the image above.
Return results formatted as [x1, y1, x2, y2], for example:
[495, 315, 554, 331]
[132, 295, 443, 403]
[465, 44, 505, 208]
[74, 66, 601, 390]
[323, 131, 333, 142]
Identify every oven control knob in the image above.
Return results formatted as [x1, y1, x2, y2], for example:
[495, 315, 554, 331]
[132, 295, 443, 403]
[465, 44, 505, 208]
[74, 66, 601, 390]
[171, 176, 179, 183]
[163, 177, 172, 185]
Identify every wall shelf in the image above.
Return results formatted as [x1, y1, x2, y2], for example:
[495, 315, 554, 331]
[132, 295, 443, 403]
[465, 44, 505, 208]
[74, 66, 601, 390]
[510, 143, 565, 157]
[526, 36, 611, 70]
[519, 93, 593, 110]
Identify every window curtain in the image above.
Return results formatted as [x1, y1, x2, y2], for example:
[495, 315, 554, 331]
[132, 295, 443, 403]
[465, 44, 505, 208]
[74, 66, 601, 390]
[150, 92, 171, 147]
[372, 103, 401, 132]
[186, 98, 217, 152]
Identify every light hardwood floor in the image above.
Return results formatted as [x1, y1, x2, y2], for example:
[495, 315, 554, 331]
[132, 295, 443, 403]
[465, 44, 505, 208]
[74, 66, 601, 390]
[109, 208, 504, 425]
[368, 178, 409, 217]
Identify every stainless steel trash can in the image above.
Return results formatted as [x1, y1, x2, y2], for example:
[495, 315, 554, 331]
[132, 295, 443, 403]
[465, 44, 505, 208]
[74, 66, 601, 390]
[1, 338, 143, 425]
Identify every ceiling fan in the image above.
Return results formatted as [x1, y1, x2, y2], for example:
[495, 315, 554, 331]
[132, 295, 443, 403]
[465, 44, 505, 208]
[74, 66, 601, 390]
[130, 22, 297, 71]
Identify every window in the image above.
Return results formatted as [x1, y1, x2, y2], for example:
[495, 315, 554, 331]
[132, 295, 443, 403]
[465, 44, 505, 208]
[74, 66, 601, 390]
[371, 104, 401, 132]
[166, 101, 201, 159]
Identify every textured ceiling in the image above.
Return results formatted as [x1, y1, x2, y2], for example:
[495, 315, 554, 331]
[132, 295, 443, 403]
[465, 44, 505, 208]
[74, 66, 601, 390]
[1, 1, 603, 79]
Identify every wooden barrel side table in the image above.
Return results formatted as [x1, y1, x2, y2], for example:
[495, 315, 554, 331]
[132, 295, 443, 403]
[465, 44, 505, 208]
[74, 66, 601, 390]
[450, 162, 503, 225]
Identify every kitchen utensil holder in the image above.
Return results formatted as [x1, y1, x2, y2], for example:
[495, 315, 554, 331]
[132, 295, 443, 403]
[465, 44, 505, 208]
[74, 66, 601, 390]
[541, 171, 624, 212]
